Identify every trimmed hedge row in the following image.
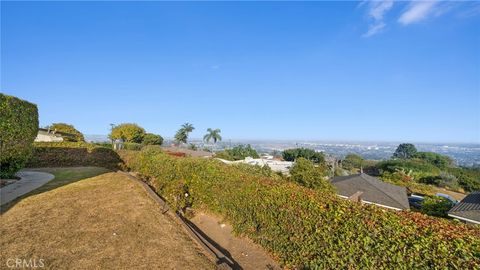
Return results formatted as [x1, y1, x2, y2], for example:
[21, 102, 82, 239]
[119, 148, 480, 269]
[0, 94, 39, 178]
[27, 142, 122, 170]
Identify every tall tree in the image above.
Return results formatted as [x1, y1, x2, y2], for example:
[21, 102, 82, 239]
[174, 122, 195, 144]
[181, 122, 194, 133]
[203, 128, 222, 144]
[109, 123, 146, 143]
[392, 143, 417, 159]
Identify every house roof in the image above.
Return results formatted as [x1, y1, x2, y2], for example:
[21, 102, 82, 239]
[448, 191, 480, 224]
[162, 146, 213, 158]
[38, 128, 75, 138]
[331, 173, 410, 210]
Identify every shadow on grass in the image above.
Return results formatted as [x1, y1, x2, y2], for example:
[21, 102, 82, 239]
[0, 167, 111, 214]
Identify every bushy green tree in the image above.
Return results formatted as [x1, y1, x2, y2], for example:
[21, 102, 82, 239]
[289, 158, 334, 191]
[392, 143, 417, 159]
[109, 123, 146, 143]
[215, 144, 259, 161]
[142, 133, 163, 145]
[48, 123, 84, 142]
[282, 148, 325, 164]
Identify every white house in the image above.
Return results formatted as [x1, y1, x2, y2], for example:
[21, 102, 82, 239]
[216, 156, 294, 174]
[34, 128, 63, 142]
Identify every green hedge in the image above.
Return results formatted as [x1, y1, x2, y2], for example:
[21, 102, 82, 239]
[123, 142, 143, 151]
[446, 167, 480, 192]
[376, 159, 441, 178]
[282, 147, 325, 164]
[27, 142, 122, 170]
[0, 94, 39, 178]
[119, 148, 480, 269]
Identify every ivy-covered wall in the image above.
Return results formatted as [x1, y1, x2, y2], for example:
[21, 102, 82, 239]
[119, 148, 480, 269]
[0, 93, 39, 178]
[27, 142, 123, 170]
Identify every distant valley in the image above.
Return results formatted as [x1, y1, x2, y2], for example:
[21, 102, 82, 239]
[85, 135, 480, 167]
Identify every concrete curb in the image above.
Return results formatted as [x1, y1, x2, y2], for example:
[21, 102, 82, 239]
[0, 171, 54, 205]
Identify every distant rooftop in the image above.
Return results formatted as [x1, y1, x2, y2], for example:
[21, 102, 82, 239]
[448, 192, 480, 224]
[331, 173, 410, 210]
[162, 146, 213, 158]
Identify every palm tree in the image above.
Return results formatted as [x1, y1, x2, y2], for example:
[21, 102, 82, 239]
[203, 128, 222, 144]
[175, 122, 195, 145]
[181, 122, 194, 133]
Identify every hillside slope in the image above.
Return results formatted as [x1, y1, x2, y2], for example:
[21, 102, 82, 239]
[0, 170, 214, 269]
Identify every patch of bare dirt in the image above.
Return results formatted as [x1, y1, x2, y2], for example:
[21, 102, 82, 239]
[0, 172, 214, 269]
[190, 212, 280, 270]
[431, 187, 467, 201]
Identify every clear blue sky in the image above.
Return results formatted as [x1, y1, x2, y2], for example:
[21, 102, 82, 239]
[2, 1, 479, 143]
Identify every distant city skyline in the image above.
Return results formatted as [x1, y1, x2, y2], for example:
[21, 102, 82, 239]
[2, 1, 479, 143]
[84, 134, 480, 167]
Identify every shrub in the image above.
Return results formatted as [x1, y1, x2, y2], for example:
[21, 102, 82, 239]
[123, 142, 143, 151]
[92, 142, 113, 149]
[446, 167, 480, 192]
[341, 153, 364, 171]
[215, 144, 259, 161]
[413, 151, 455, 168]
[421, 196, 454, 218]
[376, 159, 440, 180]
[109, 123, 146, 143]
[289, 158, 334, 191]
[233, 163, 281, 179]
[27, 142, 122, 170]
[187, 143, 197, 151]
[0, 94, 39, 178]
[47, 123, 84, 142]
[377, 158, 478, 192]
[142, 133, 163, 145]
[119, 149, 480, 269]
[419, 172, 460, 191]
[282, 147, 325, 164]
[381, 171, 435, 195]
[437, 172, 460, 190]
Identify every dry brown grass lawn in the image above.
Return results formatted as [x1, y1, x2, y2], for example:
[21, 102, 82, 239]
[0, 170, 214, 269]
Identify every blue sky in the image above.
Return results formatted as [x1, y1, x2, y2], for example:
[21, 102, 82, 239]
[2, 1, 479, 143]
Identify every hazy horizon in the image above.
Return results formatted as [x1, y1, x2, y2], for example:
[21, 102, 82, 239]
[85, 134, 480, 145]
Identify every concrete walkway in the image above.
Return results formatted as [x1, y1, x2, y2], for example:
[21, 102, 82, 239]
[0, 171, 54, 205]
